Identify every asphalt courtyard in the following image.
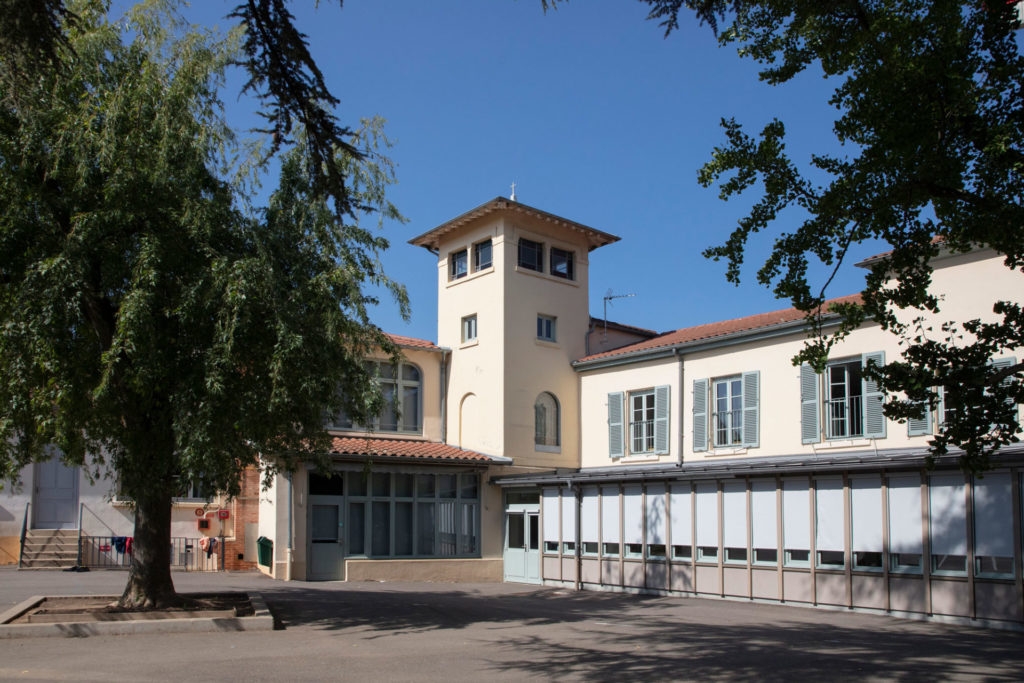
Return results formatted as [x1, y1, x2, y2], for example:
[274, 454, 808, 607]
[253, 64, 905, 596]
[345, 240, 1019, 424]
[0, 567, 1022, 681]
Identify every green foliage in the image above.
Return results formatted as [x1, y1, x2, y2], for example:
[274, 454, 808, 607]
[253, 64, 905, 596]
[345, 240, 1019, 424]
[645, 0, 1024, 472]
[0, 0, 407, 504]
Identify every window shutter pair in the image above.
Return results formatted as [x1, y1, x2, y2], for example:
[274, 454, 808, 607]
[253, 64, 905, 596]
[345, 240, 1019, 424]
[691, 372, 759, 450]
[607, 387, 670, 458]
[800, 351, 886, 442]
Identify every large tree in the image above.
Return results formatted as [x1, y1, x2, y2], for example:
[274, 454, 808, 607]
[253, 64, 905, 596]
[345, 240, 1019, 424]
[626, 0, 1023, 472]
[0, 1, 405, 607]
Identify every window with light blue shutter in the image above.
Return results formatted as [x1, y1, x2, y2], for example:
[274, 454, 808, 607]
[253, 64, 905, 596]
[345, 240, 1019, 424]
[742, 371, 760, 447]
[654, 385, 670, 455]
[608, 392, 624, 459]
[861, 351, 886, 439]
[907, 401, 932, 436]
[692, 378, 708, 452]
[800, 364, 820, 444]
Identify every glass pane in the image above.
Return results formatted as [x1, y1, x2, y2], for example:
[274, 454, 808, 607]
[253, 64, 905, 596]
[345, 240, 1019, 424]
[395, 502, 413, 556]
[309, 473, 344, 495]
[417, 474, 435, 497]
[380, 383, 398, 431]
[348, 502, 365, 554]
[460, 474, 478, 499]
[460, 503, 478, 554]
[394, 473, 414, 498]
[378, 363, 395, 379]
[439, 474, 457, 499]
[373, 472, 391, 497]
[402, 386, 419, 431]
[508, 513, 525, 549]
[506, 490, 539, 505]
[529, 514, 539, 550]
[417, 502, 435, 556]
[372, 501, 391, 556]
[348, 472, 367, 497]
[402, 364, 420, 382]
[438, 501, 457, 556]
[311, 505, 338, 542]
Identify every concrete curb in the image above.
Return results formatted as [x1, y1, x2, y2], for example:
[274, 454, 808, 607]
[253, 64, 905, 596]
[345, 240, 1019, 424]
[0, 592, 273, 639]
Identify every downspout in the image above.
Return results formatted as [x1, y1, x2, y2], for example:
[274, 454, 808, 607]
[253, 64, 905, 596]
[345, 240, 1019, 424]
[676, 348, 684, 467]
[574, 482, 583, 591]
[440, 348, 450, 444]
[286, 471, 293, 581]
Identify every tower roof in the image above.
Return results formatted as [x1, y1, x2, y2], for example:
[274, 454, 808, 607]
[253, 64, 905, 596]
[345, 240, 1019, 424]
[409, 197, 620, 252]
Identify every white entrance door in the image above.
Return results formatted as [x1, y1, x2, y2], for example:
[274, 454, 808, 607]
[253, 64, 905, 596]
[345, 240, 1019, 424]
[308, 496, 345, 580]
[33, 456, 79, 529]
[504, 497, 541, 584]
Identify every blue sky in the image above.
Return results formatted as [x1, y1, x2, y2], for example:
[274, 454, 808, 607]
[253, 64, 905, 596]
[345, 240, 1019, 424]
[129, 1, 884, 342]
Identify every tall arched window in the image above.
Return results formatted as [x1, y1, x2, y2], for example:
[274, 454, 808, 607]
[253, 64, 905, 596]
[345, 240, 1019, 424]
[331, 361, 422, 434]
[535, 392, 560, 449]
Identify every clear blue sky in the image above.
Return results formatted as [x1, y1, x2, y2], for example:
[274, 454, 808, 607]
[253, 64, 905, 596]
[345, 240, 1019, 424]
[125, 0, 883, 343]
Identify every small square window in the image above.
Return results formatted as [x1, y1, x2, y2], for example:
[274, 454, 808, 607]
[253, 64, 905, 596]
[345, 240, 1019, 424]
[672, 545, 692, 560]
[537, 315, 556, 342]
[518, 238, 543, 272]
[753, 548, 777, 565]
[817, 550, 845, 568]
[550, 247, 574, 280]
[725, 547, 748, 563]
[890, 553, 921, 572]
[461, 314, 477, 343]
[473, 240, 492, 271]
[449, 249, 468, 280]
[647, 544, 667, 559]
[698, 546, 718, 562]
[544, 541, 559, 553]
[602, 542, 620, 556]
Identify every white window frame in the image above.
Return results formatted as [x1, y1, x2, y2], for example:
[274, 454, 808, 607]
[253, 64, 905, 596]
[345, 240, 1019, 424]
[629, 390, 655, 455]
[449, 248, 468, 280]
[537, 314, 557, 342]
[712, 376, 744, 447]
[461, 314, 477, 343]
[826, 359, 865, 439]
[472, 239, 492, 271]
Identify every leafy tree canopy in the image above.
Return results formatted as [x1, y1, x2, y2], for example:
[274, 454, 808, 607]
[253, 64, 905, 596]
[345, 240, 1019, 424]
[0, 0, 406, 606]
[624, 0, 1023, 473]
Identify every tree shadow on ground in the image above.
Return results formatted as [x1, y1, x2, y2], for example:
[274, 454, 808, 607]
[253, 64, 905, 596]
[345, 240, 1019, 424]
[258, 584, 1024, 680]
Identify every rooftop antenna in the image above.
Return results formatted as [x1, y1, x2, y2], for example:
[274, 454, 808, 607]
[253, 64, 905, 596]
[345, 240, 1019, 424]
[603, 289, 636, 340]
[510, 181, 517, 201]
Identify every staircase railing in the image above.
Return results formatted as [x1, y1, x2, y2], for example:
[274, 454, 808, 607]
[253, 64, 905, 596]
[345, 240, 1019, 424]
[76, 502, 84, 567]
[18, 502, 29, 569]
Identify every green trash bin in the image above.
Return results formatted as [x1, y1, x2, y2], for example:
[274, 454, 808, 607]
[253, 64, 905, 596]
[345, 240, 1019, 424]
[257, 536, 273, 566]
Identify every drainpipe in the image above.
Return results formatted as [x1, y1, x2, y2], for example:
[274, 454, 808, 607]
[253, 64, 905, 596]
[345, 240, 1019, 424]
[286, 471, 293, 581]
[440, 348, 450, 444]
[676, 348, 684, 467]
[575, 482, 583, 591]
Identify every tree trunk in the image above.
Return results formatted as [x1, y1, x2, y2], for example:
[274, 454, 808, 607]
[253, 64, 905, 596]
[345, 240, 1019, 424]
[119, 488, 180, 609]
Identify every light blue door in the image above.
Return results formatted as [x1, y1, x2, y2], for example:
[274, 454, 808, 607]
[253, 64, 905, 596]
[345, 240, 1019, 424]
[504, 495, 540, 584]
[33, 456, 78, 529]
[308, 496, 345, 580]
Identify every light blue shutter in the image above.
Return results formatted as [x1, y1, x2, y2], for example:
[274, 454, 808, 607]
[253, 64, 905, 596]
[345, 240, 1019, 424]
[937, 386, 947, 427]
[692, 378, 708, 452]
[907, 400, 932, 436]
[993, 356, 1017, 413]
[800, 364, 820, 444]
[862, 351, 886, 439]
[608, 392, 624, 459]
[742, 371, 760, 448]
[654, 385, 670, 455]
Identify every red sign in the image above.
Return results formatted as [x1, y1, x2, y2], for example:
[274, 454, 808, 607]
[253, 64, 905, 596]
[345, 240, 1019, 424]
[194, 508, 205, 517]
[217, 510, 229, 519]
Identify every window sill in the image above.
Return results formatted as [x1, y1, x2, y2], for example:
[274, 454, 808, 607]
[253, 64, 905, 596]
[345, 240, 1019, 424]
[535, 338, 559, 348]
[325, 428, 426, 439]
[534, 444, 561, 454]
[459, 339, 479, 350]
[514, 265, 580, 287]
[445, 267, 493, 289]
[707, 446, 748, 457]
[814, 438, 872, 450]
[619, 454, 662, 463]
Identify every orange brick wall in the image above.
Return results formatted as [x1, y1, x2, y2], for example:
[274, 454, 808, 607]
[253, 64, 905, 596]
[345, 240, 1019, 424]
[223, 466, 261, 571]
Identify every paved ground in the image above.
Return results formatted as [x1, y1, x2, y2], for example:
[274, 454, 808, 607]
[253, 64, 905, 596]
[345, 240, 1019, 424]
[0, 567, 1022, 681]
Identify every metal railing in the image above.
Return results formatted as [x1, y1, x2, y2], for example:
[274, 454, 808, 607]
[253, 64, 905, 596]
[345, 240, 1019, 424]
[827, 394, 864, 438]
[630, 419, 654, 453]
[18, 503, 29, 569]
[712, 409, 743, 447]
[79, 535, 224, 572]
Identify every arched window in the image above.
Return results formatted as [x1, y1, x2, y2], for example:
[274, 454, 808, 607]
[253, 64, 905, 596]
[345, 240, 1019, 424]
[535, 392, 560, 449]
[331, 361, 422, 434]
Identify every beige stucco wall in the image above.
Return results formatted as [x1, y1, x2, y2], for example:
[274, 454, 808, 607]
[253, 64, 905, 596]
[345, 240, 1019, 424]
[578, 250, 1023, 467]
[436, 210, 595, 469]
[579, 356, 682, 469]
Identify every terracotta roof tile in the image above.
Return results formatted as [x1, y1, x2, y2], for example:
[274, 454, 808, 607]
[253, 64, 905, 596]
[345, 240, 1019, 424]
[576, 293, 863, 364]
[385, 333, 441, 351]
[328, 436, 492, 463]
